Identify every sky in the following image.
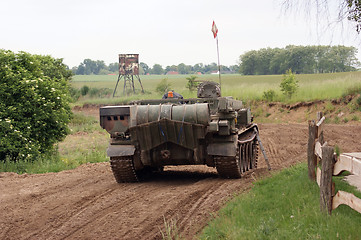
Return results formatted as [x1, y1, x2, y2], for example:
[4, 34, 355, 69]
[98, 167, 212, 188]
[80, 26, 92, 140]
[1, 0, 360, 68]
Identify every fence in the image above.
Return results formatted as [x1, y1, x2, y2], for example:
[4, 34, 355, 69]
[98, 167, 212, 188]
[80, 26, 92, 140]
[307, 112, 361, 215]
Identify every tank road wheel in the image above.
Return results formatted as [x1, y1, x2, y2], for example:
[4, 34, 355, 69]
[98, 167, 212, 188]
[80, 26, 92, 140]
[110, 156, 139, 183]
[240, 144, 246, 174]
[238, 138, 258, 174]
[251, 139, 259, 169]
[215, 147, 242, 179]
[214, 131, 259, 179]
[248, 142, 254, 170]
[245, 142, 250, 172]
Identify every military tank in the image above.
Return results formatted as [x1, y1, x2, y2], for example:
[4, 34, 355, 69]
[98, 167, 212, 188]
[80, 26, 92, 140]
[100, 82, 261, 183]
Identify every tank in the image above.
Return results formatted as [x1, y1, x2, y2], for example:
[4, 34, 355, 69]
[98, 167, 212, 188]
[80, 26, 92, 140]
[100, 82, 259, 182]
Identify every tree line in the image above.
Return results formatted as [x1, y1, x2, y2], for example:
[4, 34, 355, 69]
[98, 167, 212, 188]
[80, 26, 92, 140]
[72, 60, 239, 75]
[72, 45, 360, 76]
[239, 45, 359, 75]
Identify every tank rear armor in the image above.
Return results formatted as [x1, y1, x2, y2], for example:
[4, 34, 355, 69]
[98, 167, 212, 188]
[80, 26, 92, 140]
[100, 82, 260, 182]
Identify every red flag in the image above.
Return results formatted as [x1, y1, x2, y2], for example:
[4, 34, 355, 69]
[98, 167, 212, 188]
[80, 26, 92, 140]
[211, 21, 218, 38]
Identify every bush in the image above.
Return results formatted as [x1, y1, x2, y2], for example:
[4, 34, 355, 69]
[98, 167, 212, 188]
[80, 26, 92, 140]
[89, 87, 112, 98]
[156, 78, 172, 94]
[280, 69, 298, 98]
[69, 87, 80, 101]
[262, 90, 276, 102]
[80, 85, 90, 96]
[186, 75, 199, 91]
[0, 50, 72, 162]
[89, 88, 100, 97]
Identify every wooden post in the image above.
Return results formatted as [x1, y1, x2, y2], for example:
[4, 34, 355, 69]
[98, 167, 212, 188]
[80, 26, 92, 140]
[320, 146, 335, 215]
[317, 112, 323, 122]
[308, 120, 317, 181]
[316, 112, 325, 145]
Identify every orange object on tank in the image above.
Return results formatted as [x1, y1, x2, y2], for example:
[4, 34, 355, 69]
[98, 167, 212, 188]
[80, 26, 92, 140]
[167, 91, 173, 98]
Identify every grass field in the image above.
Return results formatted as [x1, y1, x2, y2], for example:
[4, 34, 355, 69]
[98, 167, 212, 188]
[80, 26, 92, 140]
[200, 163, 361, 239]
[71, 71, 361, 104]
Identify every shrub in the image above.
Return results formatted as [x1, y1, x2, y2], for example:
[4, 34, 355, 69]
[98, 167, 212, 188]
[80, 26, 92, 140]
[69, 87, 80, 101]
[89, 87, 112, 98]
[0, 50, 72, 162]
[156, 78, 172, 94]
[89, 88, 100, 97]
[280, 69, 298, 98]
[262, 90, 276, 102]
[186, 75, 199, 91]
[80, 85, 90, 96]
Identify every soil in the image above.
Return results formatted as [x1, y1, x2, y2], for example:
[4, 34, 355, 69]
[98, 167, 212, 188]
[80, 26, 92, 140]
[1, 120, 361, 239]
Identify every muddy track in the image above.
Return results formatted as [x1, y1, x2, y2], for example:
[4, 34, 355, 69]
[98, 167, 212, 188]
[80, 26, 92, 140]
[1, 123, 361, 239]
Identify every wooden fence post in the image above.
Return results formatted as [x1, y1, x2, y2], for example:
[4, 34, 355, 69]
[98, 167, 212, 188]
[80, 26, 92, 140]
[317, 112, 323, 122]
[320, 146, 335, 215]
[308, 120, 317, 181]
[317, 112, 324, 145]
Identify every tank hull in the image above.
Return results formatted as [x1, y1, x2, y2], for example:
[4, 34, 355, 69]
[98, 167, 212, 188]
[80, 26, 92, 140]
[100, 96, 259, 182]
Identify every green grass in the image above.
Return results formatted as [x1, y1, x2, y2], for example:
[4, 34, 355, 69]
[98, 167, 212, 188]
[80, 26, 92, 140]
[0, 149, 107, 174]
[71, 72, 361, 104]
[200, 163, 361, 240]
[0, 112, 109, 174]
[69, 112, 101, 133]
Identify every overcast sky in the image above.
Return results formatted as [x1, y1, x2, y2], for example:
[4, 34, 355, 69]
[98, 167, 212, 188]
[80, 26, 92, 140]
[1, 0, 360, 68]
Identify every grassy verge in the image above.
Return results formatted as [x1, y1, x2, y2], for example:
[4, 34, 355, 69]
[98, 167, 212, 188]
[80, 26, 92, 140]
[200, 163, 361, 239]
[0, 112, 109, 174]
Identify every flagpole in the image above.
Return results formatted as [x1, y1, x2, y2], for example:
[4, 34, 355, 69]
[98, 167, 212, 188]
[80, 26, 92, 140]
[216, 36, 221, 92]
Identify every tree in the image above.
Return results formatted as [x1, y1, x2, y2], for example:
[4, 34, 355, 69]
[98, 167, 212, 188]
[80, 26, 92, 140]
[74, 59, 107, 75]
[283, 0, 361, 33]
[140, 62, 149, 75]
[165, 65, 178, 73]
[177, 63, 192, 74]
[186, 75, 199, 91]
[151, 64, 164, 75]
[193, 63, 204, 73]
[229, 64, 240, 73]
[108, 62, 119, 73]
[204, 62, 218, 74]
[280, 69, 298, 98]
[0, 50, 72, 162]
[346, 1, 361, 32]
[239, 45, 359, 75]
[239, 50, 258, 75]
[75, 63, 85, 75]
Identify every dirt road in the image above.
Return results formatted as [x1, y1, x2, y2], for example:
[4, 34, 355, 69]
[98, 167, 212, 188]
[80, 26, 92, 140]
[1, 123, 361, 239]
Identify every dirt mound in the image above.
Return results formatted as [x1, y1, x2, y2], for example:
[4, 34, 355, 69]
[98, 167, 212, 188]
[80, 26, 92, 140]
[1, 123, 361, 239]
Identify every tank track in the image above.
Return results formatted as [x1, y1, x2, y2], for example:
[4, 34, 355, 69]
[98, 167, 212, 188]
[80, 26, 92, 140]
[110, 156, 139, 183]
[215, 138, 258, 179]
